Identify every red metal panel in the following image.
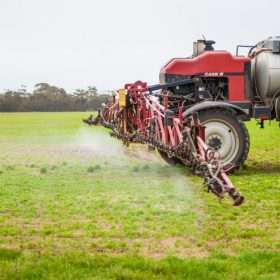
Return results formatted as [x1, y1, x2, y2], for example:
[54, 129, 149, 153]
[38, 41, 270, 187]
[161, 51, 250, 74]
[161, 51, 251, 102]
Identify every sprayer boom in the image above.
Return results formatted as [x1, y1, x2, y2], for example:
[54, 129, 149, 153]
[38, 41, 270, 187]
[84, 81, 244, 206]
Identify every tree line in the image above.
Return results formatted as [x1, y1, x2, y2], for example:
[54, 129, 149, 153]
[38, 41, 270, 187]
[0, 83, 112, 112]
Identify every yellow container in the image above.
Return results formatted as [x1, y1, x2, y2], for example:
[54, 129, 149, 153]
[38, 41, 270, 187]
[118, 89, 127, 107]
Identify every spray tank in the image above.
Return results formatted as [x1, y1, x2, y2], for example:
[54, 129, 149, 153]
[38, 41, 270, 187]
[251, 37, 280, 111]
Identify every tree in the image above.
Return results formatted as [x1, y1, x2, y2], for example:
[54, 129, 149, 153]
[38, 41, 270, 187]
[0, 83, 110, 112]
[87, 86, 98, 97]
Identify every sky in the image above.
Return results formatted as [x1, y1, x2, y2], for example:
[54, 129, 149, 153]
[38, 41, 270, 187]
[0, 0, 279, 93]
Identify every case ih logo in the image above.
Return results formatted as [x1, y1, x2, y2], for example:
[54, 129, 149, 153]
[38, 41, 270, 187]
[204, 72, 224, 76]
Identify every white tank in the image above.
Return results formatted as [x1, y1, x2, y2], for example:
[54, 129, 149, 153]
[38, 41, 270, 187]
[251, 37, 280, 105]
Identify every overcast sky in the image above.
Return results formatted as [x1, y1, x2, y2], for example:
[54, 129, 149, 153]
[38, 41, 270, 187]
[0, 0, 279, 92]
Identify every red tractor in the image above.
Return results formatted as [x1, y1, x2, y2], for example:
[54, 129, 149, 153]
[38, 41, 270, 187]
[157, 37, 280, 170]
[84, 36, 280, 205]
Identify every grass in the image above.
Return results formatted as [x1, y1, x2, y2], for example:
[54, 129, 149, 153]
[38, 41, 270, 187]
[0, 112, 279, 279]
[0, 249, 280, 280]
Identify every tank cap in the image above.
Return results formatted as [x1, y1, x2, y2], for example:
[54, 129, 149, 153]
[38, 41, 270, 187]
[204, 40, 216, 51]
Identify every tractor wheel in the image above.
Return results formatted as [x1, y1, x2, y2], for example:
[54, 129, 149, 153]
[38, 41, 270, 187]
[158, 150, 182, 166]
[199, 108, 250, 172]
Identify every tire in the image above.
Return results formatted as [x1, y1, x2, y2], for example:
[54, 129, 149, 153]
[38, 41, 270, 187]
[199, 108, 250, 172]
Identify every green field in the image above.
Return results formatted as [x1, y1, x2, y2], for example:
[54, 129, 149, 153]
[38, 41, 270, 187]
[0, 112, 280, 279]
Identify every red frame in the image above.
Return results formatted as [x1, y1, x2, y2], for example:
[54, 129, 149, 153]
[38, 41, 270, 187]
[101, 81, 237, 194]
[87, 79, 245, 205]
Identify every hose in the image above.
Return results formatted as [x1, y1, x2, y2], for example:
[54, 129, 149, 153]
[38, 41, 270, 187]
[270, 89, 280, 110]
[276, 98, 280, 121]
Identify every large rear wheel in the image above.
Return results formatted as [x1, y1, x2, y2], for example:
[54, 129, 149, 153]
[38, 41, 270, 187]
[199, 109, 250, 172]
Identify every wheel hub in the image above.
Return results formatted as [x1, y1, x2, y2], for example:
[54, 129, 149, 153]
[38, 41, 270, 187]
[203, 120, 239, 165]
[207, 136, 222, 151]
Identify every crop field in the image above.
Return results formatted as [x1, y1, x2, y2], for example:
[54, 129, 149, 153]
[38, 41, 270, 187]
[0, 112, 280, 279]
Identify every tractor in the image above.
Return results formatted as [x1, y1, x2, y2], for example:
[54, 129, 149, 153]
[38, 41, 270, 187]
[84, 36, 280, 205]
[156, 36, 280, 170]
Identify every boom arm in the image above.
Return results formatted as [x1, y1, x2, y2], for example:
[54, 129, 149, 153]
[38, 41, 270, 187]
[83, 81, 244, 206]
